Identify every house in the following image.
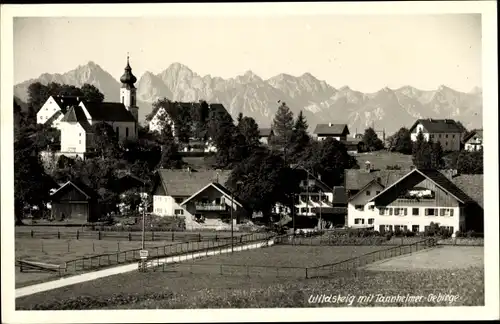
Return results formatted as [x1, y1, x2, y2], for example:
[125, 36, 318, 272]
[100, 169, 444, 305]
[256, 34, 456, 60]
[463, 129, 483, 151]
[313, 123, 350, 141]
[409, 118, 463, 151]
[151, 168, 247, 229]
[37, 95, 82, 130]
[49, 180, 100, 223]
[342, 138, 364, 154]
[259, 128, 274, 145]
[55, 56, 139, 159]
[345, 166, 483, 233]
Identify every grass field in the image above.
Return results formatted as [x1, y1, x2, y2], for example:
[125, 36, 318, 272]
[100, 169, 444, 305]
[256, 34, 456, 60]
[364, 246, 484, 271]
[353, 151, 413, 170]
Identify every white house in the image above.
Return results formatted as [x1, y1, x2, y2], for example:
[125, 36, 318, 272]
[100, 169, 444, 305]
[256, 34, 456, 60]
[409, 118, 463, 151]
[345, 166, 483, 233]
[148, 105, 176, 135]
[463, 129, 483, 152]
[151, 169, 246, 230]
[57, 56, 139, 159]
[37, 95, 82, 130]
[313, 123, 350, 141]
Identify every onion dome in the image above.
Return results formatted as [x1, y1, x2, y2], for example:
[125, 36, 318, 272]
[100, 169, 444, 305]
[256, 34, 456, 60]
[120, 55, 137, 86]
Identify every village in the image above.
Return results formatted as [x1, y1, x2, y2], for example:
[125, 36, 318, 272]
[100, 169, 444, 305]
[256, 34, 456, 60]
[16, 57, 484, 239]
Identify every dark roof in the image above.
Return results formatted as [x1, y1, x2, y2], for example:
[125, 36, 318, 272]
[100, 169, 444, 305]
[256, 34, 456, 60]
[120, 57, 137, 86]
[45, 110, 63, 126]
[331, 186, 348, 204]
[348, 179, 384, 201]
[313, 123, 350, 135]
[52, 96, 82, 113]
[451, 174, 483, 208]
[155, 169, 231, 197]
[345, 169, 410, 191]
[51, 180, 99, 200]
[411, 169, 475, 204]
[409, 119, 463, 134]
[60, 105, 92, 131]
[259, 128, 273, 137]
[464, 129, 483, 143]
[82, 102, 136, 122]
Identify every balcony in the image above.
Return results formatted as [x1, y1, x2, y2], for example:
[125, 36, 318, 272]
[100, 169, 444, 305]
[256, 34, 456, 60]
[195, 204, 227, 211]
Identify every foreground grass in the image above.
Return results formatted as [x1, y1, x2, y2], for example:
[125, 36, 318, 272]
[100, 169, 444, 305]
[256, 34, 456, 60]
[17, 267, 483, 309]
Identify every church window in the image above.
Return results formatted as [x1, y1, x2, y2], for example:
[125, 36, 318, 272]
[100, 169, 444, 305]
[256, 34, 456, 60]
[126, 127, 129, 138]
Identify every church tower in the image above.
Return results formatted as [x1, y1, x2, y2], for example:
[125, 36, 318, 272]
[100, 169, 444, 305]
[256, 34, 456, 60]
[119, 54, 138, 121]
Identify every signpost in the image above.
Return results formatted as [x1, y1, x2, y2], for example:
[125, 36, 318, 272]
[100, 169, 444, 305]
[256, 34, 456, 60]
[140, 250, 149, 259]
[139, 249, 148, 272]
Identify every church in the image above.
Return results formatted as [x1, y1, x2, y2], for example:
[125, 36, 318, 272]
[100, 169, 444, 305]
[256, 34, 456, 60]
[37, 56, 139, 159]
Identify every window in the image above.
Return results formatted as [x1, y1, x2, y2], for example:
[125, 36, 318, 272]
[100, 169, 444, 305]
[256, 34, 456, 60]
[450, 209, 454, 216]
[79, 133, 81, 137]
[174, 209, 184, 215]
[368, 205, 375, 211]
[126, 127, 129, 138]
[368, 218, 374, 225]
[79, 140, 81, 144]
[440, 209, 445, 216]
[445, 141, 448, 146]
[355, 218, 364, 225]
[366, 191, 371, 196]
[122, 96, 124, 103]
[174, 197, 183, 204]
[394, 208, 400, 216]
[395, 225, 401, 231]
[389, 208, 393, 215]
[215, 198, 221, 205]
[403, 225, 408, 231]
[355, 205, 364, 211]
[379, 225, 385, 232]
[430, 134, 434, 138]
[301, 208, 307, 213]
[446, 134, 449, 138]
[425, 208, 438, 216]
[452, 134, 455, 138]
[412, 225, 420, 232]
[379, 208, 385, 215]
[439, 134, 442, 138]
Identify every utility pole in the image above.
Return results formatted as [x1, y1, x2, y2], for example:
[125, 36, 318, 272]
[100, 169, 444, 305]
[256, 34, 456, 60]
[230, 190, 234, 252]
[319, 190, 322, 231]
[292, 194, 296, 235]
[141, 187, 145, 250]
[306, 171, 310, 218]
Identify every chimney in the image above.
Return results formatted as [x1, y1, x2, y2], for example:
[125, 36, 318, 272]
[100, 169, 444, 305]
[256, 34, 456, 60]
[329, 122, 333, 127]
[364, 161, 371, 172]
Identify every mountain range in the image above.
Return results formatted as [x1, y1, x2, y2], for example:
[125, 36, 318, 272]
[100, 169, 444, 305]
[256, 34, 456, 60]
[14, 61, 482, 134]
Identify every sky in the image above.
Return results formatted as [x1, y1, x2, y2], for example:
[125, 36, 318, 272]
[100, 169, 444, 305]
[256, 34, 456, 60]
[14, 14, 482, 93]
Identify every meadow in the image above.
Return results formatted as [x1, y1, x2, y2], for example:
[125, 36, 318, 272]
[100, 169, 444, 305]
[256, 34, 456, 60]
[352, 151, 414, 169]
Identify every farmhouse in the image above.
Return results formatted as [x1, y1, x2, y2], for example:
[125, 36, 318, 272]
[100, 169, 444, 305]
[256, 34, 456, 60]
[463, 129, 483, 151]
[259, 128, 274, 145]
[151, 168, 247, 229]
[54, 56, 139, 159]
[49, 180, 100, 223]
[345, 165, 483, 233]
[409, 118, 463, 151]
[37, 95, 82, 130]
[313, 123, 350, 141]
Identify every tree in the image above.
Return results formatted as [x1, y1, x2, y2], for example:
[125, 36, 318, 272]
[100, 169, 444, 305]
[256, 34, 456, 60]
[238, 116, 261, 149]
[191, 100, 210, 140]
[412, 132, 433, 169]
[387, 127, 412, 154]
[174, 103, 192, 144]
[27, 82, 50, 112]
[208, 107, 236, 168]
[270, 101, 294, 149]
[236, 112, 243, 125]
[306, 138, 358, 187]
[457, 151, 483, 174]
[289, 111, 311, 163]
[362, 127, 385, 152]
[90, 122, 120, 160]
[81, 83, 105, 102]
[430, 141, 445, 169]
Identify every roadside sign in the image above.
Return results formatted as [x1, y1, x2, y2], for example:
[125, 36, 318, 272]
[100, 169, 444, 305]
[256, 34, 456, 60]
[140, 249, 149, 259]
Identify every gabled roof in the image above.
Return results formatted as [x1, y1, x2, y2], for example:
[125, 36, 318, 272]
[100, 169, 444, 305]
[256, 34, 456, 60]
[345, 169, 409, 191]
[81, 101, 136, 122]
[259, 128, 273, 137]
[60, 105, 92, 131]
[50, 180, 98, 200]
[369, 169, 475, 205]
[463, 129, 483, 143]
[154, 169, 231, 197]
[409, 119, 463, 134]
[180, 182, 243, 207]
[313, 123, 349, 135]
[451, 174, 483, 208]
[348, 179, 385, 202]
[45, 110, 63, 126]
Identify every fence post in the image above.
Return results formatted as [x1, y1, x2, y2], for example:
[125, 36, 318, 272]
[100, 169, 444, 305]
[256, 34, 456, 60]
[76, 230, 79, 240]
[215, 233, 218, 242]
[57, 231, 60, 239]
[305, 268, 308, 279]
[93, 242, 95, 253]
[31, 230, 34, 238]
[172, 232, 175, 242]
[128, 233, 132, 241]
[117, 242, 120, 252]
[108, 254, 110, 265]
[98, 231, 102, 240]
[67, 241, 70, 253]
[198, 233, 201, 242]
[247, 265, 250, 277]
[152, 231, 155, 242]
[220, 264, 223, 275]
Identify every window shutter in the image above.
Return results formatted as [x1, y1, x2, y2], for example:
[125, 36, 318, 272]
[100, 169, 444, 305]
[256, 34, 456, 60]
[404, 208, 408, 216]
[450, 209, 454, 216]
[379, 208, 384, 215]
[440, 209, 445, 216]
[425, 209, 429, 216]
[434, 209, 438, 215]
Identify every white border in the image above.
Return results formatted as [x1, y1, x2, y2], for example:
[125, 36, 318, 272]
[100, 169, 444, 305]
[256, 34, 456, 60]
[1, 2, 498, 323]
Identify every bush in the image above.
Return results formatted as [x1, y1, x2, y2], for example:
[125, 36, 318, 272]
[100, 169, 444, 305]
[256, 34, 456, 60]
[385, 231, 393, 241]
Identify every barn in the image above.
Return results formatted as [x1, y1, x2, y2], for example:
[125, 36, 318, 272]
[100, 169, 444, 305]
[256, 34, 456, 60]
[50, 180, 100, 223]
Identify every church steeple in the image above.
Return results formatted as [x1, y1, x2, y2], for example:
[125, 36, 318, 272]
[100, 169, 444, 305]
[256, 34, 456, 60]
[119, 53, 138, 122]
[120, 53, 137, 88]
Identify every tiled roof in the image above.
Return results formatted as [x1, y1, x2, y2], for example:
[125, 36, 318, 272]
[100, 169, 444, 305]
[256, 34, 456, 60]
[82, 102, 136, 122]
[451, 174, 483, 208]
[409, 119, 463, 134]
[156, 169, 232, 197]
[60, 105, 92, 131]
[344, 169, 410, 191]
[259, 128, 273, 137]
[45, 110, 63, 126]
[313, 123, 349, 135]
[51, 180, 99, 200]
